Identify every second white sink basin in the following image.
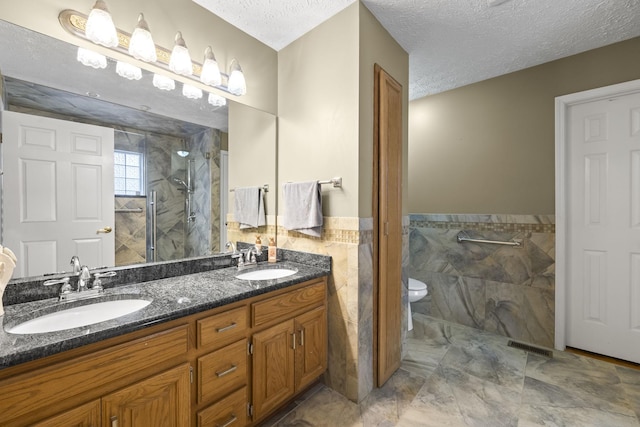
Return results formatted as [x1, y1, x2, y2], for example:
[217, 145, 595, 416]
[236, 268, 297, 281]
[6, 299, 152, 334]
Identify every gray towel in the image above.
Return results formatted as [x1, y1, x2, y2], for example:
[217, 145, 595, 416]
[234, 187, 265, 229]
[283, 181, 323, 237]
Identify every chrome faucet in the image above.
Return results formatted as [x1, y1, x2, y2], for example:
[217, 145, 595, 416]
[70, 256, 81, 275]
[77, 266, 91, 292]
[224, 241, 236, 254]
[237, 247, 257, 271]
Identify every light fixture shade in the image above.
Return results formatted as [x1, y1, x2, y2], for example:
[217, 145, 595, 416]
[116, 61, 142, 80]
[227, 59, 246, 96]
[128, 13, 157, 62]
[177, 150, 190, 158]
[182, 84, 202, 99]
[169, 32, 193, 76]
[200, 46, 221, 86]
[207, 92, 226, 107]
[153, 73, 175, 91]
[77, 47, 107, 69]
[85, 0, 119, 48]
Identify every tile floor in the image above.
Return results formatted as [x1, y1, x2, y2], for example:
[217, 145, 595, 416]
[262, 313, 640, 426]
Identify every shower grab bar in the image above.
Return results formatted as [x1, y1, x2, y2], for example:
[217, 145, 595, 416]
[456, 231, 521, 247]
[115, 207, 143, 213]
[230, 184, 269, 193]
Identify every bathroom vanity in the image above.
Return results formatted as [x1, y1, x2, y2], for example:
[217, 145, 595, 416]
[0, 259, 329, 427]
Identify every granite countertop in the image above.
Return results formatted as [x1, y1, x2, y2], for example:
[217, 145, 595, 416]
[0, 261, 329, 370]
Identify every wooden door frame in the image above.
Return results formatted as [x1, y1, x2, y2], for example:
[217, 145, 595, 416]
[554, 78, 640, 351]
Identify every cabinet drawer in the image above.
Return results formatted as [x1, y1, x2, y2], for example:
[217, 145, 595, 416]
[198, 339, 247, 404]
[197, 386, 247, 427]
[252, 280, 326, 327]
[197, 306, 248, 350]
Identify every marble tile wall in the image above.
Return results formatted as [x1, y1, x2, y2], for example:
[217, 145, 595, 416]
[185, 128, 221, 257]
[408, 214, 555, 348]
[114, 196, 147, 266]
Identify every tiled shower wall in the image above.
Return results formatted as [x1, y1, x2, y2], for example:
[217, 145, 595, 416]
[408, 214, 555, 348]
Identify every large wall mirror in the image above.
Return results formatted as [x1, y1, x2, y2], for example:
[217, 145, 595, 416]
[0, 19, 277, 279]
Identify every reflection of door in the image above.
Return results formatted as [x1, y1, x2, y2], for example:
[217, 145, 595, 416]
[564, 87, 640, 363]
[2, 111, 114, 277]
[373, 64, 403, 386]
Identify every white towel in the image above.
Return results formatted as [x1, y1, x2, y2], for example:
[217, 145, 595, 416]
[234, 187, 266, 229]
[283, 181, 323, 237]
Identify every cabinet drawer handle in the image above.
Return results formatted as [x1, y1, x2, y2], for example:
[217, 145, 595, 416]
[216, 322, 237, 333]
[216, 364, 238, 377]
[216, 414, 238, 427]
[299, 329, 305, 346]
[292, 332, 296, 350]
[111, 416, 119, 427]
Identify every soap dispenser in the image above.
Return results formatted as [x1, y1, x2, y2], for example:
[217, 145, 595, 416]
[268, 237, 277, 263]
[255, 235, 262, 255]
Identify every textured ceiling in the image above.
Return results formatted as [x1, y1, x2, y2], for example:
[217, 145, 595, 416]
[194, 0, 640, 100]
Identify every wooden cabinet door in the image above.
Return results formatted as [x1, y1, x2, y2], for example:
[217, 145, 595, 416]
[252, 320, 295, 421]
[32, 399, 101, 427]
[102, 363, 190, 427]
[294, 306, 327, 391]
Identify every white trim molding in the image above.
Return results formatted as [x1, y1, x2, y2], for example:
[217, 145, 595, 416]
[554, 78, 640, 351]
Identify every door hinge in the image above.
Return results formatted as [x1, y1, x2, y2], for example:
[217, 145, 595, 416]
[248, 342, 253, 355]
[189, 365, 194, 384]
[0, 133, 3, 144]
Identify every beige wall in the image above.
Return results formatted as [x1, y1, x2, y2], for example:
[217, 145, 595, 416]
[409, 36, 640, 214]
[277, 3, 360, 217]
[358, 3, 409, 216]
[0, 0, 277, 114]
[228, 102, 277, 224]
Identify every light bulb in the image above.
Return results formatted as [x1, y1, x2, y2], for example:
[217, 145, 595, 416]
[116, 61, 142, 80]
[77, 47, 107, 69]
[85, 0, 119, 48]
[169, 31, 193, 76]
[200, 46, 221, 86]
[128, 13, 157, 62]
[207, 92, 226, 107]
[227, 59, 246, 96]
[182, 84, 202, 99]
[153, 73, 175, 91]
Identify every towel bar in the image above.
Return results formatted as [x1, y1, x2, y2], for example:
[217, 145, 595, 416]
[456, 231, 521, 247]
[318, 177, 342, 188]
[115, 208, 144, 213]
[230, 184, 269, 193]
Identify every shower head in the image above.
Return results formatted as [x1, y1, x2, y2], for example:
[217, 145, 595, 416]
[172, 177, 189, 190]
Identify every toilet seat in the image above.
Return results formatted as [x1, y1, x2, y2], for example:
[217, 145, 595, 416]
[409, 277, 427, 291]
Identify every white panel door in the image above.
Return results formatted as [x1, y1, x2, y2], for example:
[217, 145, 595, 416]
[2, 111, 115, 277]
[567, 92, 640, 363]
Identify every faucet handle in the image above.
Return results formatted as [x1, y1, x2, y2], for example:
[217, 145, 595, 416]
[43, 277, 72, 294]
[92, 271, 116, 292]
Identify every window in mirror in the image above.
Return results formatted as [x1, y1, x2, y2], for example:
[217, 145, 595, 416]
[114, 150, 145, 196]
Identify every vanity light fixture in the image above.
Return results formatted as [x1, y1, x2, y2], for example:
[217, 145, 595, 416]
[84, 0, 118, 47]
[169, 32, 193, 76]
[152, 73, 175, 91]
[60, 3, 247, 97]
[207, 92, 226, 107]
[200, 46, 222, 87]
[182, 84, 203, 100]
[128, 13, 156, 62]
[77, 47, 107, 69]
[227, 59, 246, 96]
[116, 61, 142, 80]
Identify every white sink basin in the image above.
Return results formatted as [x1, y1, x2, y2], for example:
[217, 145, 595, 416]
[236, 268, 297, 281]
[6, 299, 152, 334]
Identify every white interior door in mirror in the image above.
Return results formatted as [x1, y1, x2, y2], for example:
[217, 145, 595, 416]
[2, 111, 115, 277]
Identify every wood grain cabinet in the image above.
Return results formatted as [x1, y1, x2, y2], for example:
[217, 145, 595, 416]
[250, 281, 327, 422]
[0, 276, 327, 427]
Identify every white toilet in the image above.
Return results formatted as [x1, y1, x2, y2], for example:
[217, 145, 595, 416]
[407, 278, 428, 331]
